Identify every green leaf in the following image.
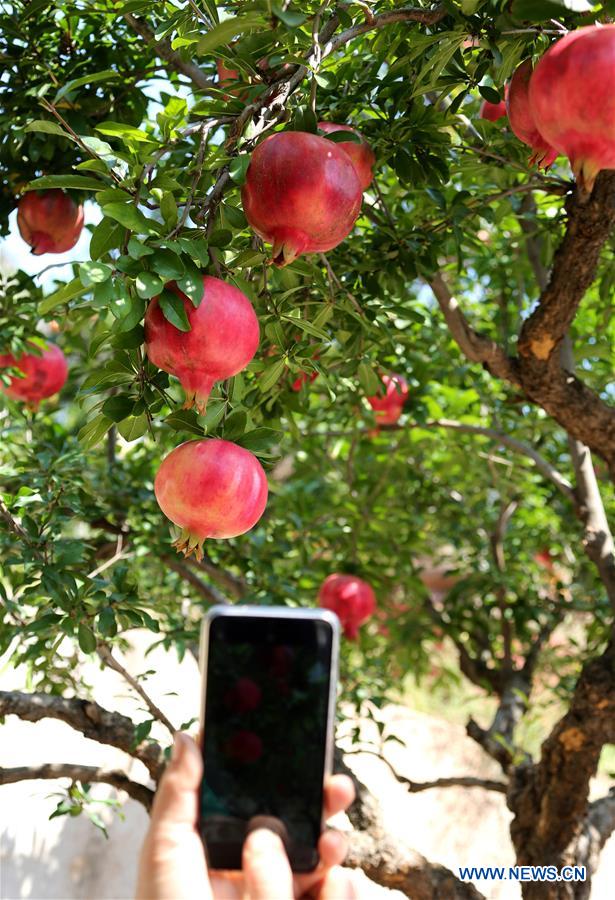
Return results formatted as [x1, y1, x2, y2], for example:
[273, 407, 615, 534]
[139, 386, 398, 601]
[159, 288, 191, 331]
[208, 229, 232, 248]
[238, 427, 281, 454]
[98, 607, 117, 637]
[136, 272, 164, 299]
[164, 409, 204, 436]
[112, 323, 145, 348]
[102, 203, 161, 235]
[280, 314, 329, 342]
[54, 69, 119, 103]
[150, 249, 185, 280]
[90, 218, 124, 260]
[272, 4, 307, 26]
[78, 414, 113, 449]
[78, 623, 97, 654]
[96, 121, 154, 143]
[25, 174, 106, 192]
[117, 414, 149, 442]
[176, 264, 204, 306]
[322, 129, 362, 145]
[479, 85, 501, 104]
[223, 410, 247, 440]
[260, 358, 286, 392]
[160, 192, 178, 229]
[357, 362, 381, 395]
[128, 237, 154, 259]
[196, 13, 265, 55]
[102, 395, 135, 422]
[24, 120, 68, 137]
[40, 278, 88, 315]
[228, 155, 251, 185]
[79, 262, 112, 287]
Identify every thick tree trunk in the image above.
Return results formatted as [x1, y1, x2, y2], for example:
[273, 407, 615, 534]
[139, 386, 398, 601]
[507, 643, 615, 898]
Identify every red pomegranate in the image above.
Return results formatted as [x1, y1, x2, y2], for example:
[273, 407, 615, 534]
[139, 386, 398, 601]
[241, 132, 362, 266]
[216, 59, 239, 84]
[529, 25, 615, 191]
[507, 60, 558, 169]
[534, 549, 554, 571]
[17, 190, 84, 255]
[0, 343, 68, 408]
[291, 369, 318, 392]
[144, 276, 259, 413]
[317, 122, 376, 190]
[479, 97, 507, 122]
[318, 573, 376, 640]
[367, 374, 408, 425]
[154, 439, 268, 560]
[224, 677, 262, 714]
[225, 729, 263, 764]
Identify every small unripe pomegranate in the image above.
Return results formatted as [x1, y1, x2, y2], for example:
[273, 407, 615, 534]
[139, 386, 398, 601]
[507, 60, 558, 169]
[241, 132, 362, 266]
[0, 342, 68, 408]
[367, 374, 408, 425]
[154, 439, 268, 560]
[225, 729, 263, 764]
[317, 122, 376, 190]
[17, 190, 84, 255]
[479, 97, 507, 122]
[529, 25, 615, 191]
[318, 573, 376, 640]
[145, 276, 259, 413]
[224, 677, 262, 714]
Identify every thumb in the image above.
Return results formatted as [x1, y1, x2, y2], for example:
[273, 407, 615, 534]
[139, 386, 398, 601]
[318, 866, 359, 899]
[149, 732, 203, 830]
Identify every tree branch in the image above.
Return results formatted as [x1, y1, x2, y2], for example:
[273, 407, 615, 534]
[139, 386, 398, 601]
[123, 13, 212, 91]
[0, 691, 164, 781]
[508, 641, 615, 866]
[163, 555, 229, 605]
[324, 5, 447, 55]
[96, 642, 177, 736]
[0, 763, 154, 811]
[343, 748, 507, 793]
[431, 173, 615, 481]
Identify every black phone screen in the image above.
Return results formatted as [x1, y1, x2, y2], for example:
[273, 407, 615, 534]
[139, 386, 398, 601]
[199, 612, 335, 872]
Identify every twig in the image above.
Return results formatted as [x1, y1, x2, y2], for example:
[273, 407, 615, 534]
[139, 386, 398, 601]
[0, 764, 154, 811]
[343, 748, 507, 793]
[164, 555, 230, 605]
[123, 13, 212, 91]
[96, 642, 176, 736]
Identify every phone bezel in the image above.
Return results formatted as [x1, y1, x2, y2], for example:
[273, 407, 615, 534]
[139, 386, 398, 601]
[198, 605, 340, 869]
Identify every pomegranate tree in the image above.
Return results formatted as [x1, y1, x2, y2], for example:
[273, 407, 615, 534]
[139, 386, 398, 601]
[367, 374, 409, 426]
[144, 276, 259, 413]
[154, 438, 268, 560]
[0, 343, 68, 408]
[241, 131, 362, 266]
[17, 190, 84, 255]
[529, 25, 615, 191]
[317, 121, 376, 190]
[507, 60, 558, 169]
[318, 573, 376, 639]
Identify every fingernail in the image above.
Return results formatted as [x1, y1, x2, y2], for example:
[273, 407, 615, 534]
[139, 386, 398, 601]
[247, 828, 283, 854]
[171, 731, 190, 764]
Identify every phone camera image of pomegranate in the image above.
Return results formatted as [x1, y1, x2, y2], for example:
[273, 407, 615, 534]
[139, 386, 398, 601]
[17, 190, 84, 255]
[224, 677, 262, 714]
[225, 729, 263, 764]
[241, 131, 362, 266]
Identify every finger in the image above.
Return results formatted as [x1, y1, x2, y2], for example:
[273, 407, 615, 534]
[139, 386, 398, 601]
[243, 828, 294, 899]
[149, 732, 203, 830]
[323, 774, 355, 820]
[317, 828, 348, 869]
[318, 866, 358, 900]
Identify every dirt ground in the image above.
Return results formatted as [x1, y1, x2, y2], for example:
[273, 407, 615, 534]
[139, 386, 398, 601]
[1, 631, 613, 900]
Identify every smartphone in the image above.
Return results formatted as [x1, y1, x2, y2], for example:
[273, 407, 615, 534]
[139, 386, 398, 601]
[198, 605, 340, 872]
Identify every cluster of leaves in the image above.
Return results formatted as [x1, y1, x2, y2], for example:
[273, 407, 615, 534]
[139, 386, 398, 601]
[0, 1, 613, 740]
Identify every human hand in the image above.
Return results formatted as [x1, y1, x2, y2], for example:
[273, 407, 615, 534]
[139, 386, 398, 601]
[136, 732, 360, 899]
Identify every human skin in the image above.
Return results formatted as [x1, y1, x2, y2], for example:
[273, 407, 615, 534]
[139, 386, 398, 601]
[136, 732, 363, 899]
